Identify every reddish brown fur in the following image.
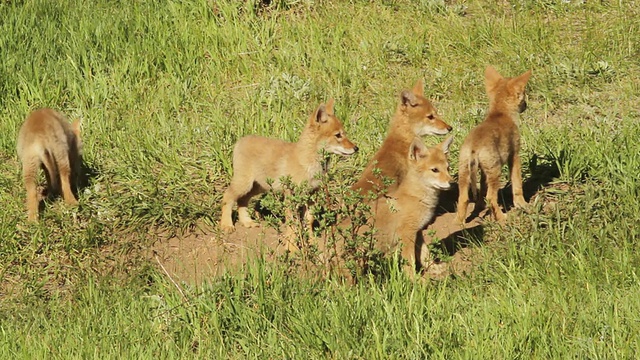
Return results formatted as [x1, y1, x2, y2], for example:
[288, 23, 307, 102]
[456, 66, 532, 223]
[372, 136, 453, 275]
[17, 109, 82, 222]
[352, 80, 452, 196]
[220, 99, 358, 236]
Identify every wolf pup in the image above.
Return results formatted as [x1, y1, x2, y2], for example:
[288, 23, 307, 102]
[352, 80, 452, 196]
[17, 108, 82, 222]
[220, 99, 358, 233]
[456, 66, 532, 223]
[372, 136, 453, 274]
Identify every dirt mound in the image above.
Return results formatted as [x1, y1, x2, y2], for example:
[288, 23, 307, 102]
[150, 203, 485, 285]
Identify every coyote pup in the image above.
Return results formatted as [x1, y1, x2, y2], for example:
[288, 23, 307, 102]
[220, 99, 358, 233]
[373, 136, 453, 274]
[456, 66, 532, 223]
[17, 108, 82, 222]
[352, 80, 452, 196]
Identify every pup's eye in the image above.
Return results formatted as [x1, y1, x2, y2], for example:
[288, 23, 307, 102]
[431, 167, 439, 173]
[335, 133, 342, 139]
[427, 114, 435, 120]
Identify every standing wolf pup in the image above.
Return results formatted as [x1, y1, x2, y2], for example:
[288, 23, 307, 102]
[352, 80, 452, 196]
[220, 99, 358, 234]
[456, 66, 532, 223]
[17, 108, 82, 222]
[372, 136, 453, 274]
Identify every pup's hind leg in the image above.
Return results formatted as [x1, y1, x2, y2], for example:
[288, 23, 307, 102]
[22, 160, 40, 222]
[236, 186, 262, 229]
[509, 153, 527, 208]
[456, 163, 471, 223]
[220, 176, 259, 232]
[473, 171, 487, 213]
[55, 152, 78, 206]
[483, 165, 506, 222]
[41, 150, 60, 198]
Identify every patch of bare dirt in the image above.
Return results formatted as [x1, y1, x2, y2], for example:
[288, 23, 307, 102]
[150, 202, 486, 285]
[150, 224, 287, 284]
[422, 207, 484, 280]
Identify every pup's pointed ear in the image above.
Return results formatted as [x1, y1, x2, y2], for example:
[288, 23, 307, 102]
[440, 135, 454, 154]
[511, 69, 532, 89]
[409, 137, 427, 161]
[484, 65, 502, 91]
[71, 119, 82, 138]
[412, 79, 424, 96]
[325, 98, 335, 115]
[400, 90, 419, 107]
[518, 69, 532, 83]
[314, 103, 329, 123]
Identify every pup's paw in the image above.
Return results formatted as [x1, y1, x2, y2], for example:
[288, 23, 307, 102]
[472, 201, 486, 213]
[219, 221, 236, 233]
[493, 210, 507, 222]
[513, 198, 528, 209]
[239, 220, 260, 229]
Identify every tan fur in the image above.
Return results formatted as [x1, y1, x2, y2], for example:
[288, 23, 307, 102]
[351, 80, 452, 196]
[17, 108, 82, 222]
[456, 66, 532, 223]
[220, 99, 358, 234]
[372, 136, 453, 274]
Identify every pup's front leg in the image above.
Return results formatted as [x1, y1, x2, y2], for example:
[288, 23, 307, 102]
[304, 205, 316, 240]
[399, 229, 423, 278]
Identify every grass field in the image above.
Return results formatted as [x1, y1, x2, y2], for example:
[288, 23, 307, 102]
[1, 0, 640, 357]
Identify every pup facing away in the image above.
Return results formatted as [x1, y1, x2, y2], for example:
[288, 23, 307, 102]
[456, 66, 532, 223]
[17, 108, 82, 222]
[371, 136, 453, 275]
[351, 80, 452, 197]
[220, 99, 358, 233]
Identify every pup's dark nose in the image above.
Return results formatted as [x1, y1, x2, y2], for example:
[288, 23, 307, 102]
[446, 125, 453, 131]
[518, 100, 527, 113]
[353, 146, 359, 152]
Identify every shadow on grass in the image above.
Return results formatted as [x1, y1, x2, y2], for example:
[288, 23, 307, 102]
[501, 153, 561, 211]
[430, 224, 485, 261]
[436, 153, 561, 215]
[38, 157, 102, 213]
[426, 153, 561, 260]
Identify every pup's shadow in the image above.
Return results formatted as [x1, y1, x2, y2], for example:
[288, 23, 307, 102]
[76, 158, 101, 194]
[437, 153, 560, 217]
[500, 153, 561, 212]
[38, 158, 101, 211]
[428, 225, 485, 262]
[428, 153, 560, 259]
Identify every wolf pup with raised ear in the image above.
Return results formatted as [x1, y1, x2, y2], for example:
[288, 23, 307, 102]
[17, 108, 82, 222]
[220, 99, 358, 235]
[352, 80, 452, 197]
[456, 66, 532, 223]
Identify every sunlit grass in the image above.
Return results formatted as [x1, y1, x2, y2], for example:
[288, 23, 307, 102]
[0, 0, 639, 357]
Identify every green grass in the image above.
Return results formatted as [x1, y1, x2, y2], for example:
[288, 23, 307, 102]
[1, 0, 640, 358]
